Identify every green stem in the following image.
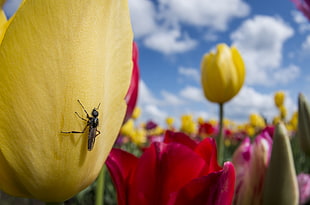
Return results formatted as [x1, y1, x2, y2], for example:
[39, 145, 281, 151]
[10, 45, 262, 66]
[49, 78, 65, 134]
[95, 165, 106, 205]
[45, 202, 64, 205]
[217, 103, 224, 165]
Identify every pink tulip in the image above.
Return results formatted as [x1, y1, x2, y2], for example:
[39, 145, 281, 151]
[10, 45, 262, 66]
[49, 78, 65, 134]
[232, 131, 273, 205]
[298, 173, 310, 204]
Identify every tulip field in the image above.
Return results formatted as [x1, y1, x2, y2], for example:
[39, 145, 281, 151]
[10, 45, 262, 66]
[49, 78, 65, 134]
[0, 0, 310, 205]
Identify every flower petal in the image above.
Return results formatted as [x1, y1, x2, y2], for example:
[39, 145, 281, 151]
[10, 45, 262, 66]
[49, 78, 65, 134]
[169, 162, 236, 205]
[195, 137, 221, 174]
[124, 42, 140, 123]
[163, 130, 197, 150]
[129, 142, 205, 205]
[0, 0, 132, 201]
[106, 148, 139, 205]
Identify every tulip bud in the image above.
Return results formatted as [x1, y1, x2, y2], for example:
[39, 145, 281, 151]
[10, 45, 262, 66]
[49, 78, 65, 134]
[262, 123, 299, 205]
[200, 43, 245, 104]
[297, 94, 310, 156]
[274, 91, 285, 108]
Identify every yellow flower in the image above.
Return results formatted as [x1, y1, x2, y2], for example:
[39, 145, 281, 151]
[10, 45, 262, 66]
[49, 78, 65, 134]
[279, 105, 287, 120]
[245, 125, 256, 137]
[249, 113, 265, 128]
[0, 0, 132, 202]
[274, 91, 285, 108]
[180, 115, 196, 135]
[197, 117, 204, 125]
[120, 119, 136, 137]
[166, 117, 175, 127]
[289, 111, 298, 131]
[201, 43, 246, 104]
[209, 119, 218, 126]
[131, 107, 141, 120]
[273, 116, 281, 125]
[130, 129, 147, 146]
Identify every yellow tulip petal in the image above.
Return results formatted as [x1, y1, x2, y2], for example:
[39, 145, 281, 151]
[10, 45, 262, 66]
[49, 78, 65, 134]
[0, 0, 5, 8]
[0, 0, 132, 202]
[201, 43, 246, 104]
[231, 46, 246, 90]
[274, 91, 285, 108]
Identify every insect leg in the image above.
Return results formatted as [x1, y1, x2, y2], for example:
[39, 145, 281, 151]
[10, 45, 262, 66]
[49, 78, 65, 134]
[75, 112, 88, 121]
[95, 130, 101, 137]
[61, 124, 89, 134]
[77, 99, 90, 118]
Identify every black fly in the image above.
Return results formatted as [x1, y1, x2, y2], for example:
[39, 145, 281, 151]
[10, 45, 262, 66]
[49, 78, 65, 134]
[61, 100, 101, 151]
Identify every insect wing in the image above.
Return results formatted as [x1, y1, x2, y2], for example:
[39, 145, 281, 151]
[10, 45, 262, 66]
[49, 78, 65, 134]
[88, 128, 97, 151]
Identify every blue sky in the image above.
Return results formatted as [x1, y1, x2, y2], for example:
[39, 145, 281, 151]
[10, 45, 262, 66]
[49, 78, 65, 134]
[128, 0, 310, 126]
[4, 0, 310, 127]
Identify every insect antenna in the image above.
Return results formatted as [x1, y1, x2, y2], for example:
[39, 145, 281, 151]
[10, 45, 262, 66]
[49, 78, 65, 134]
[96, 102, 101, 110]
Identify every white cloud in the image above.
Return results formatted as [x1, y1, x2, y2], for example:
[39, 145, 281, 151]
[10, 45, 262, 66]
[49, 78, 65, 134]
[138, 80, 160, 105]
[178, 67, 200, 82]
[144, 104, 168, 122]
[144, 29, 197, 54]
[204, 32, 219, 42]
[302, 35, 310, 50]
[129, 0, 250, 54]
[158, 0, 250, 31]
[128, 0, 158, 38]
[161, 90, 185, 106]
[291, 10, 310, 33]
[231, 15, 295, 86]
[273, 65, 300, 84]
[179, 86, 205, 102]
[226, 86, 296, 123]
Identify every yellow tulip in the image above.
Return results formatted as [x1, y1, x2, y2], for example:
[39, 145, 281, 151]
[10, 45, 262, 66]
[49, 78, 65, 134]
[120, 119, 136, 137]
[0, 0, 132, 202]
[180, 115, 196, 135]
[201, 43, 245, 104]
[290, 111, 298, 131]
[249, 113, 266, 128]
[166, 117, 175, 126]
[131, 129, 147, 146]
[131, 107, 141, 120]
[279, 105, 287, 120]
[274, 91, 285, 108]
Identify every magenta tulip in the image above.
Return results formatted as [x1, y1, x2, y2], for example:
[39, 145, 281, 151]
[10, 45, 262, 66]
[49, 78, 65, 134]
[291, 0, 310, 20]
[124, 42, 140, 123]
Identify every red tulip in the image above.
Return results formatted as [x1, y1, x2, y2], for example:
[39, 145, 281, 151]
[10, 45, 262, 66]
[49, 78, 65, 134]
[124, 42, 140, 123]
[198, 122, 216, 138]
[106, 131, 236, 205]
